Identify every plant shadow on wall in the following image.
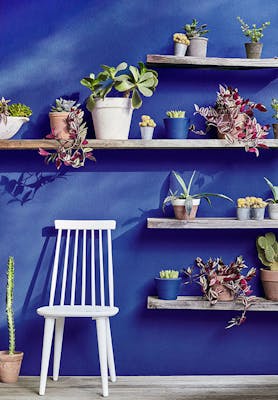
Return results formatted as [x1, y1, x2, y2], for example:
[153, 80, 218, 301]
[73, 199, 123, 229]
[0, 171, 67, 205]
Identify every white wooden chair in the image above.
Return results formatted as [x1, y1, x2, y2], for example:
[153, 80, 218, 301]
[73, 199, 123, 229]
[37, 220, 119, 397]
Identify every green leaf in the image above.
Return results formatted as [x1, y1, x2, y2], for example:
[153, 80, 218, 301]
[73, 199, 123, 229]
[187, 170, 196, 196]
[114, 80, 134, 92]
[80, 78, 94, 89]
[114, 74, 132, 82]
[89, 73, 95, 79]
[137, 84, 153, 97]
[129, 66, 140, 82]
[139, 71, 155, 82]
[86, 95, 96, 112]
[131, 89, 142, 109]
[192, 193, 233, 202]
[115, 62, 128, 73]
[139, 78, 155, 88]
[173, 171, 188, 196]
[185, 197, 193, 216]
[264, 177, 278, 201]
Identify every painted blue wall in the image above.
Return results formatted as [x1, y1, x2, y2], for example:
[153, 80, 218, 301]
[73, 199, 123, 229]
[1, 0, 278, 376]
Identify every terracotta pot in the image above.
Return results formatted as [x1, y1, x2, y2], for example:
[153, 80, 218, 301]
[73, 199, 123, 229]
[49, 112, 70, 139]
[260, 269, 278, 301]
[217, 113, 247, 139]
[245, 42, 263, 59]
[0, 351, 24, 383]
[213, 278, 234, 301]
[272, 123, 278, 139]
[171, 198, 200, 220]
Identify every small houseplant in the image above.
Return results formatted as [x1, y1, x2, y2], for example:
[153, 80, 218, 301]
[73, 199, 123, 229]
[271, 98, 278, 138]
[194, 84, 270, 156]
[139, 115, 156, 139]
[163, 170, 233, 220]
[49, 97, 80, 139]
[183, 19, 208, 57]
[237, 196, 267, 220]
[237, 17, 270, 59]
[0, 97, 32, 139]
[257, 232, 278, 301]
[81, 62, 158, 140]
[0, 257, 24, 383]
[173, 33, 190, 56]
[264, 177, 278, 220]
[164, 110, 190, 139]
[183, 256, 256, 328]
[155, 269, 181, 300]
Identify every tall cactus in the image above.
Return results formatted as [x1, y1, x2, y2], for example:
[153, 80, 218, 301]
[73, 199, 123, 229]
[256, 232, 278, 271]
[6, 256, 15, 355]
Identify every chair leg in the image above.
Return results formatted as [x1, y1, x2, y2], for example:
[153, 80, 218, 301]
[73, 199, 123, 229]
[39, 317, 55, 395]
[96, 318, 109, 397]
[106, 318, 116, 383]
[53, 317, 65, 381]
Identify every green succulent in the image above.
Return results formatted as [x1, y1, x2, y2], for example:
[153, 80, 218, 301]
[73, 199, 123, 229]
[264, 177, 278, 204]
[159, 269, 179, 279]
[184, 18, 208, 38]
[166, 110, 186, 118]
[237, 17, 270, 43]
[256, 233, 278, 271]
[51, 98, 80, 112]
[8, 103, 32, 117]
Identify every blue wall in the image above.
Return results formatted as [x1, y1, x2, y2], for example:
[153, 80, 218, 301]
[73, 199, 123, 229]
[1, 0, 278, 376]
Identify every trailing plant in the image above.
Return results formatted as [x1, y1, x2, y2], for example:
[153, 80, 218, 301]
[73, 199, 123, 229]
[183, 256, 256, 328]
[159, 270, 179, 279]
[6, 256, 15, 355]
[51, 98, 80, 112]
[193, 84, 269, 156]
[264, 177, 278, 204]
[166, 110, 186, 118]
[183, 19, 208, 38]
[163, 170, 233, 215]
[256, 232, 278, 271]
[39, 109, 95, 169]
[81, 62, 158, 111]
[173, 33, 190, 45]
[271, 99, 278, 121]
[8, 103, 32, 117]
[139, 115, 156, 127]
[237, 17, 270, 43]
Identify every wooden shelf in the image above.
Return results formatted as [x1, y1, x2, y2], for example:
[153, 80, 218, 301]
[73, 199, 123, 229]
[147, 218, 278, 229]
[147, 55, 278, 69]
[147, 296, 278, 311]
[0, 139, 278, 150]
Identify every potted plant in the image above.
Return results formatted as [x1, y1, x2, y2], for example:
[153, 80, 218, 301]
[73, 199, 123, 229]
[163, 110, 190, 139]
[49, 98, 81, 139]
[0, 257, 24, 383]
[264, 177, 278, 219]
[237, 17, 270, 59]
[257, 232, 278, 301]
[250, 197, 268, 220]
[183, 256, 256, 328]
[173, 33, 190, 56]
[80, 62, 158, 140]
[183, 19, 208, 57]
[237, 196, 267, 220]
[155, 269, 181, 300]
[194, 84, 270, 156]
[162, 170, 233, 220]
[0, 97, 32, 139]
[271, 98, 278, 139]
[237, 197, 251, 220]
[139, 115, 156, 139]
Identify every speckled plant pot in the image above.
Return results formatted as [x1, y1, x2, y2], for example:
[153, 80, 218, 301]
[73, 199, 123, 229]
[251, 207, 265, 220]
[268, 203, 278, 220]
[174, 42, 188, 56]
[237, 207, 250, 220]
[272, 123, 278, 139]
[245, 42, 263, 59]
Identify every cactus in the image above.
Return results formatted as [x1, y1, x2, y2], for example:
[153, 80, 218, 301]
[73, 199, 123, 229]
[256, 233, 278, 271]
[159, 269, 179, 279]
[8, 103, 32, 117]
[51, 97, 80, 112]
[6, 256, 15, 355]
[166, 110, 186, 118]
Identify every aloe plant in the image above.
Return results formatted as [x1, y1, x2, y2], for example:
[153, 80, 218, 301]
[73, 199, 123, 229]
[264, 177, 278, 203]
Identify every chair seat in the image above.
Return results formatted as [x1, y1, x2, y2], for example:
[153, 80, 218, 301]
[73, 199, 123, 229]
[37, 305, 119, 318]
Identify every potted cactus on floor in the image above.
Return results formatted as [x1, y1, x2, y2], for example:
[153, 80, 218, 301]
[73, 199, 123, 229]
[0, 97, 32, 139]
[155, 269, 181, 300]
[0, 257, 24, 383]
[184, 19, 208, 57]
[237, 17, 270, 59]
[271, 99, 278, 138]
[257, 233, 278, 301]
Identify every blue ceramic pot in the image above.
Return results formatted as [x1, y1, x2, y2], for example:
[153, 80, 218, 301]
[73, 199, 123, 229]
[155, 277, 181, 300]
[163, 117, 190, 139]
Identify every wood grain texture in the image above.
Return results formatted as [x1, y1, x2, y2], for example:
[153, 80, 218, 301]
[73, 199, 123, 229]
[147, 218, 278, 229]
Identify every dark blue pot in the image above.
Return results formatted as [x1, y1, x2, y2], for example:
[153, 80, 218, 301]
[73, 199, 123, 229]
[163, 117, 190, 139]
[155, 277, 181, 300]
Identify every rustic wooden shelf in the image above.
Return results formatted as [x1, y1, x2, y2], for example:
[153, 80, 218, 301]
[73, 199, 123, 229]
[147, 218, 278, 229]
[147, 296, 278, 311]
[0, 139, 278, 150]
[147, 55, 278, 69]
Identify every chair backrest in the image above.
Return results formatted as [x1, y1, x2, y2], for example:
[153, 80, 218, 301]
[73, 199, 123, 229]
[48, 220, 116, 307]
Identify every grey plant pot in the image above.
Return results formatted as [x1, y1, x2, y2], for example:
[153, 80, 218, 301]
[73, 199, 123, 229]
[140, 126, 154, 140]
[268, 203, 278, 220]
[251, 207, 265, 220]
[272, 123, 278, 139]
[237, 207, 250, 220]
[174, 42, 188, 56]
[245, 42, 263, 59]
[186, 37, 208, 57]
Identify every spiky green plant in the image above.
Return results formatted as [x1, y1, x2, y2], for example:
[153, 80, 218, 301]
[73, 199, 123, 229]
[159, 270, 179, 279]
[271, 99, 278, 121]
[8, 103, 32, 117]
[256, 233, 278, 271]
[237, 17, 270, 43]
[264, 177, 278, 203]
[183, 19, 208, 38]
[6, 256, 15, 355]
[166, 110, 186, 118]
[51, 98, 80, 112]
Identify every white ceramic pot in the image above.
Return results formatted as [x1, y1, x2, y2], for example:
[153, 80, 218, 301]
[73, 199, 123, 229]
[186, 37, 208, 57]
[0, 116, 29, 139]
[268, 203, 278, 220]
[140, 126, 154, 139]
[91, 98, 133, 140]
[174, 43, 188, 56]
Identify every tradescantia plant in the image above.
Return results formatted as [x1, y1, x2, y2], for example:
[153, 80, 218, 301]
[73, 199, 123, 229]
[81, 62, 158, 111]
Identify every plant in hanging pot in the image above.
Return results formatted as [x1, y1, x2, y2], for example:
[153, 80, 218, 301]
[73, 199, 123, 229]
[183, 19, 208, 57]
[271, 98, 278, 139]
[139, 115, 156, 139]
[237, 17, 270, 59]
[49, 98, 81, 139]
[0, 257, 24, 383]
[173, 33, 190, 56]
[264, 177, 278, 220]
[257, 232, 278, 301]
[162, 170, 233, 220]
[80, 62, 158, 140]
[155, 269, 181, 300]
[183, 256, 256, 328]
[163, 110, 190, 139]
[0, 97, 32, 139]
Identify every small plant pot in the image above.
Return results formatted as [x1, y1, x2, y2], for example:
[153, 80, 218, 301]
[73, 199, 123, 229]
[186, 37, 208, 58]
[0, 351, 24, 383]
[251, 207, 266, 220]
[49, 112, 70, 139]
[244, 42, 263, 59]
[237, 207, 251, 220]
[155, 277, 181, 300]
[268, 203, 278, 220]
[260, 269, 278, 301]
[272, 123, 278, 139]
[172, 198, 200, 220]
[163, 117, 190, 139]
[140, 126, 154, 140]
[213, 282, 234, 301]
[174, 43, 188, 56]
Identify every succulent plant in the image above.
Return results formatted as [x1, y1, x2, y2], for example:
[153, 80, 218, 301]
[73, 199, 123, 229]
[166, 110, 186, 118]
[159, 270, 179, 279]
[183, 19, 208, 38]
[51, 97, 81, 112]
[8, 103, 32, 117]
[0, 97, 11, 124]
[257, 233, 278, 271]
[6, 256, 15, 355]
[139, 115, 156, 127]
[173, 33, 190, 45]
[237, 17, 270, 43]
[264, 177, 278, 203]
[271, 99, 278, 121]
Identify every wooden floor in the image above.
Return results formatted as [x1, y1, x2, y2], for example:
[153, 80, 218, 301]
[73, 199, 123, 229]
[1, 376, 278, 399]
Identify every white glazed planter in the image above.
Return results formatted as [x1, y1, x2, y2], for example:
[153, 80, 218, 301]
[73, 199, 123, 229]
[91, 98, 133, 140]
[0, 116, 29, 139]
[268, 203, 278, 220]
[140, 126, 154, 139]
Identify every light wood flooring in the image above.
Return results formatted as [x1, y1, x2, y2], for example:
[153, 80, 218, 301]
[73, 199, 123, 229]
[1, 376, 278, 399]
